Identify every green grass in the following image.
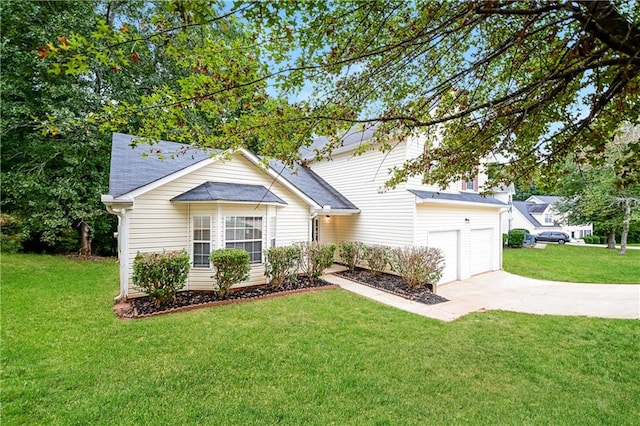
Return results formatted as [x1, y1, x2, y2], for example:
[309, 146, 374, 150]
[2, 254, 639, 425]
[503, 244, 640, 283]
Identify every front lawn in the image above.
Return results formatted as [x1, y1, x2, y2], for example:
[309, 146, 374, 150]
[2, 254, 639, 424]
[503, 244, 640, 283]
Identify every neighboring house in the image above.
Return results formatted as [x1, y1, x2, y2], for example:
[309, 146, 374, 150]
[507, 195, 592, 238]
[103, 131, 507, 299]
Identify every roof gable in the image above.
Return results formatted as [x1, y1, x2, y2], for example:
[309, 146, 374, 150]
[106, 133, 358, 211]
[512, 201, 543, 227]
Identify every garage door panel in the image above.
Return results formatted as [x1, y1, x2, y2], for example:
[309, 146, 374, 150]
[470, 228, 493, 275]
[428, 231, 459, 284]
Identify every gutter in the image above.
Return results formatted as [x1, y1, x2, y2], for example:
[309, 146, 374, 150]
[102, 195, 134, 301]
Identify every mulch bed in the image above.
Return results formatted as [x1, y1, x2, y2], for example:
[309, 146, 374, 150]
[115, 269, 448, 319]
[337, 268, 448, 305]
[117, 277, 337, 319]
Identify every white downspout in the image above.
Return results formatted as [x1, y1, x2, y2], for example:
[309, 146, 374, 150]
[105, 204, 132, 301]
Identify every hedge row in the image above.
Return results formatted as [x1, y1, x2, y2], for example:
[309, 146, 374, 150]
[582, 235, 605, 244]
[337, 241, 445, 289]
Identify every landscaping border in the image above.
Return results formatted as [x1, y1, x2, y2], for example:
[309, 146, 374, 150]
[114, 284, 339, 319]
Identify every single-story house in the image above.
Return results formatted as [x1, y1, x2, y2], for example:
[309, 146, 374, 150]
[103, 131, 507, 299]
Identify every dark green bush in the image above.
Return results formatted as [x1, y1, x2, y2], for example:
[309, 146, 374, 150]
[0, 214, 23, 253]
[132, 250, 190, 307]
[363, 244, 390, 276]
[599, 235, 606, 244]
[210, 248, 251, 297]
[265, 245, 302, 288]
[583, 236, 600, 244]
[339, 241, 364, 272]
[297, 241, 336, 281]
[508, 230, 525, 248]
[502, 233, 508, 246]
[389, 246, 445, 289]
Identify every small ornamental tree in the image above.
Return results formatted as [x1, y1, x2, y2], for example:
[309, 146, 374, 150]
[297, 241, 336, 281]
[265, 245, 302, 288]
[210, 248, 251, 298]
[339, 241, 364, 272]
[132, 250, 190, 307]
[389, 246, 445, 290]
[363, 244, 390, 276]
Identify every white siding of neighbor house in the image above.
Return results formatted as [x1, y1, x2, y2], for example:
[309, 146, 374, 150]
[125, 153, 311, 296]
[415, 203, 502, 281]
[310, 141, 416, 247]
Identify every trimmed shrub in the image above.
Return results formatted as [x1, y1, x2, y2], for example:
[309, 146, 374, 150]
[297, 241, 336, 281]
[599, 235, 606, 244]
[210, 248, 251, 297]
[265, 245, 302, 288]
[508, 229, 525, 248]
[389, 246, 445, 290]
[339, 241, 364, 272]
[132, 250, 190, 307]
[363, 244, 390, 276]
[583, 236, 601, 244]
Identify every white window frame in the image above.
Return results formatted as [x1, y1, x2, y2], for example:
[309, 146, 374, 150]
[224, 216, 264, 264]
[192, 215, 212, 268]
[544, 213, 553, 223]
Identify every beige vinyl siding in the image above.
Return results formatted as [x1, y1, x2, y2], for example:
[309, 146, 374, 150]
[125, 153, 310, 296]
[310, 142, 416, 246]
[416, 203, 501, 280]
[318, 215, 337, 244]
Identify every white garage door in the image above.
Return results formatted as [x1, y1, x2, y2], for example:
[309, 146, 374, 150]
[470, 228, 493, 276]
[428, 230, 459, 284]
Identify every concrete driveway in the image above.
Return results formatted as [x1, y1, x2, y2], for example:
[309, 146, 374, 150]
[437, 270, 640, 320]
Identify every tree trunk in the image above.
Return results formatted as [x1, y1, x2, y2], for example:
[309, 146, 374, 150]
[606, 231, 616, 249]
[79, 221, 92, 257]
[619, 199, 631, 255]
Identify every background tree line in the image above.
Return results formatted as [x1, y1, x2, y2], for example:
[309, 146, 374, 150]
[2, 1, 638, 255]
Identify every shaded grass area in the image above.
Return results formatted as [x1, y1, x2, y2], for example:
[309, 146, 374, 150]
[2, 254, 639, 424]
[503, 244, 640, 283]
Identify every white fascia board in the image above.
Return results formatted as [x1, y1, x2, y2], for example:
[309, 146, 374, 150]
[171, 200, 287, 207]
[238, 148, 322, 209]
[101, 194, 134, 207]
[312, 208, 361, 215]
[415, 197, 507, 210]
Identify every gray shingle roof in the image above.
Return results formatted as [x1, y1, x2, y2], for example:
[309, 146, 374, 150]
[408, 189, 506, 206]
[108, 133, 214, 197]
[268, 159, 359, 210]
[512, 201, 543, 227]
[171, 182, 287, 204]
[527, 203, 549, 213]
[107, 133, 358, 210]
[300, 123, 378, 160]
[530, 195, 562, 204]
